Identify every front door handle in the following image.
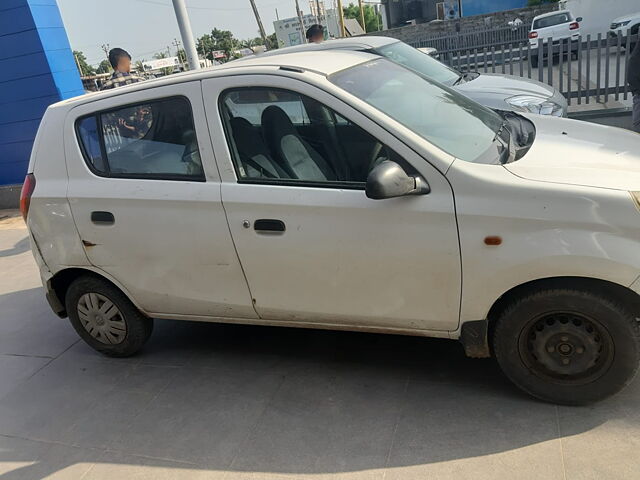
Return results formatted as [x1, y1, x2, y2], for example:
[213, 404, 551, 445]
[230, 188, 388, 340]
[254, 219, 285, 233]
[91, 211, 115, 225]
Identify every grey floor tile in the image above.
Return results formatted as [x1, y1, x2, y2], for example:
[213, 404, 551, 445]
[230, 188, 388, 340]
[228, 367, 407, 476]
[384, 435, 565, 480]
[0, 353, 50, 399]
[82, 452, 224, 480]
[114, 365, 284, 466]
[0, 435, 98, 480]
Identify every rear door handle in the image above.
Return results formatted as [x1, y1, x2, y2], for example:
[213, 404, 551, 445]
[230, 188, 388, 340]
[91, 211, 115, 225]
[254, 219, 285, 233]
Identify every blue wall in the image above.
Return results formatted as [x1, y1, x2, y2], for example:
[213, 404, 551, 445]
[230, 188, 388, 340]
[0, 0, 84, 186]
[462, 0, 528, 17]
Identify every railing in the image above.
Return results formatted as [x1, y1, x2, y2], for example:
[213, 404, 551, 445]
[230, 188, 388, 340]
[408, 29, 638, 106]
[412, 25, 530, 57]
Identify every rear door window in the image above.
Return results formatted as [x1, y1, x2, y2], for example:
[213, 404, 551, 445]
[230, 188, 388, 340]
[75, 96, 204, 181]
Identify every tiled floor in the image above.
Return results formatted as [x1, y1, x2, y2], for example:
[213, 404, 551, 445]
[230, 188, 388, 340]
[1, 214, 639, 479]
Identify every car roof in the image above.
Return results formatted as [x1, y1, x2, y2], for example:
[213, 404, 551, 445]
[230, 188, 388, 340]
[533, 10, 572, 21]
[244, 36, 399, 60]
[53, 50, 378, 110]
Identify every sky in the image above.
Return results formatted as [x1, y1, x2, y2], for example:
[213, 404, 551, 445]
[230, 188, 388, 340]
[57, 0, 338, 67]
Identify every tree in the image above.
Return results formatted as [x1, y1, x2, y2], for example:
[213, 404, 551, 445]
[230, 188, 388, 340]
[73, 50, 95, 76]
[176, 48, 187, 67]
[134, 60, 146, 74]
[197, 28, 240, 62]
[96, 59, 112, 74]
[266, 32, 280, 50]
[343, 3, 382, 33]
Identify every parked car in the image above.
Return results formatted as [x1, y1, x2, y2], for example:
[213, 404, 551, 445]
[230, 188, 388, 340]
[23, 51, 640, 405]
[250, 37, 567, 117]
[609, 11, 640, 50]
[529, 10, 582, 67]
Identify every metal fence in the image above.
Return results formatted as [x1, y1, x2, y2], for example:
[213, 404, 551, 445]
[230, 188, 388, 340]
[409, 29, 638, 106]
[412, 25, 530, 56]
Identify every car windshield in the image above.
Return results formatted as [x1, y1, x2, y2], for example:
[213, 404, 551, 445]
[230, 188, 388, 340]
[533, 13, 572, 29]
[374, 41, 460, 86]
[330, 59, 504, 163]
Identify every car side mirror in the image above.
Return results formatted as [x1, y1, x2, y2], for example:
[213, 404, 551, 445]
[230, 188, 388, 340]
[576, 17, 583, 22]
[365, 160, 430, 200]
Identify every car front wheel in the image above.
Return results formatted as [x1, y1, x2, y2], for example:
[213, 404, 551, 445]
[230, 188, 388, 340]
[493, 288, 640, 405]
[66, 275, 153, 357]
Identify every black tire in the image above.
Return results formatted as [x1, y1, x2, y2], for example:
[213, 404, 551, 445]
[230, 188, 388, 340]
[493, 288, 640, 405]
[66, 275, 153, 357]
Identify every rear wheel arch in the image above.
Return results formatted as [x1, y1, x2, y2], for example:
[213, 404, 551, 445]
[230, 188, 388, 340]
[49, 268, 147, 318]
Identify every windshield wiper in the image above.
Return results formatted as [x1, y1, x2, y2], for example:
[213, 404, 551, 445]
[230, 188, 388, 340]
[452, 74, 465, 86]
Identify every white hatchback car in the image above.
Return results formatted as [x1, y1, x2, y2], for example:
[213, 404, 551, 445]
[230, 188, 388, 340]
[22, 51, 640, 405]
[529, 10, 582, 67]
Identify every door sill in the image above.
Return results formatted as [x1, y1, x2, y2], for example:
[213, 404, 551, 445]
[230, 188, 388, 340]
[148, 312, 454, 339]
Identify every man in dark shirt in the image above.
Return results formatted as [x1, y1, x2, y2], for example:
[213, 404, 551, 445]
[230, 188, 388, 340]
[100, 48, 143, 91]
[628, 39, 640, 132]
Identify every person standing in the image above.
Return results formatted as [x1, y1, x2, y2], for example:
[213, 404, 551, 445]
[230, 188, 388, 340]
[629, 39, 640, 133]
[306, 24, 325, 44]
[100, 48, 143, 91]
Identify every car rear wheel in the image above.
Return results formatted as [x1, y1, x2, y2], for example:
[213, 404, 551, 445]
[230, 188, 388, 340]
[66, 275, 153, 357]
[493, 288, 640, 405]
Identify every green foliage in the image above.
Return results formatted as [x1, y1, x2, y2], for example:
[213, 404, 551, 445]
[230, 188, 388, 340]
[527, 0, 559, 6]
[343, 3, 382, 33]
[96, 59, 112, 74]
[197, 28, 240, 62]
[73, 50, 95, 76]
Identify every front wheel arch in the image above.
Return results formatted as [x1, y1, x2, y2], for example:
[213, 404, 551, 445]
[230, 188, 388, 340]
[460, 277, 640, 359]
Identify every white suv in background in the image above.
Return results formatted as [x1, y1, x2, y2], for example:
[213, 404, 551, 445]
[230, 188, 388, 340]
[22, 50, 640, 406]
[609, 11, 640, 50]
[529, 10, 582, 67]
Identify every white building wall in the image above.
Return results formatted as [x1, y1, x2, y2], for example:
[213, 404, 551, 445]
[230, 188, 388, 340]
[274, 9, 341, 48]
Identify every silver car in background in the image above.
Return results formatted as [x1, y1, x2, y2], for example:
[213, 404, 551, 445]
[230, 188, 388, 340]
[251, 36, 568, 117]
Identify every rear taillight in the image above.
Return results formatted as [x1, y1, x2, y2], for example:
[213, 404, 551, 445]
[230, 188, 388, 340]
[20, 173, 36, 222]
[528, 31, 538, 39]
[569, 22, 579, 30]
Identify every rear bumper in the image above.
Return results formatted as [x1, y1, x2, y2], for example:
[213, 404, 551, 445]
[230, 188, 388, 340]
[45, 282, 67, 318]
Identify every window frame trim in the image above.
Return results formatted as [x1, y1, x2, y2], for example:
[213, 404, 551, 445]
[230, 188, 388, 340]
[74, 95, 206, 183]
[219, 86, 369, 190]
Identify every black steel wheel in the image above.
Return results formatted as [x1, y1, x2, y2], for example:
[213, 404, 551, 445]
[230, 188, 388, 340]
[493, 287, 640, 405]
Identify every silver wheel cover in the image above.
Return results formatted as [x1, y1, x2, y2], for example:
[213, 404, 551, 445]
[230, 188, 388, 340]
[77, 293, 127, 345]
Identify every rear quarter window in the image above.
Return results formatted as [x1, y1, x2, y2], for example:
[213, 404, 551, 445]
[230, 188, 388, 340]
[75, 96, 204, 181]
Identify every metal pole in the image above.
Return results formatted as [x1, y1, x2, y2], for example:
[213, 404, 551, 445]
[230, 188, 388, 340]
[358, 0, 366, 33]
[295, 0, 307, 43]
[316, 0, 322, 24]
[74, 53, 84, 76]
[249, 0, 268, 45]
[171, 0, 200, 70]
[337, 0, 346, 37]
